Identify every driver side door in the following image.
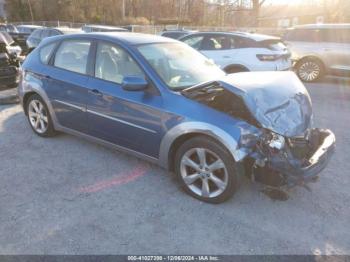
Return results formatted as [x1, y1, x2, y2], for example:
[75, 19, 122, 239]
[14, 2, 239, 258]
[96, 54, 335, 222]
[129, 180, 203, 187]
[85, 41, 164, 158]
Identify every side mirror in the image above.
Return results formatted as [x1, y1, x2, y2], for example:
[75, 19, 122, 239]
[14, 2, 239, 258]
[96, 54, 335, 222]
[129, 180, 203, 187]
[122, 76, 148, 91]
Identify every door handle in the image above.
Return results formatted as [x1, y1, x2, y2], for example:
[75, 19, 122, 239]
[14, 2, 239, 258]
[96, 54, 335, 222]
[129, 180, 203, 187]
[88, 89, 102, 96]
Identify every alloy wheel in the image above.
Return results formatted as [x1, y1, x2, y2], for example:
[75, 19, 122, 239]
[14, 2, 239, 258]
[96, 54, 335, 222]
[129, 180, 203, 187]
[28, 99, 49, 134]
[180, 147, 228, 198]
[298, 61, 321, 82]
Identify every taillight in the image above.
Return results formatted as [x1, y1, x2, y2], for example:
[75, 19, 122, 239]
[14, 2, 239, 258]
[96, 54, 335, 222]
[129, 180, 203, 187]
[256, 54, 280, 61]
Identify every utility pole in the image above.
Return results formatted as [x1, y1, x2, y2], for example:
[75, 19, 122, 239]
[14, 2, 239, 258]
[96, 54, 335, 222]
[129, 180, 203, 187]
[122, 0, 126, 20]
[27, 0, 34, 22]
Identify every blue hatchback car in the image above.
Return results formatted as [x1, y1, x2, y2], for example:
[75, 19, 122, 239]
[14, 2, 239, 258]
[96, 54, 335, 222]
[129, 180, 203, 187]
[18, 32, 335, 203]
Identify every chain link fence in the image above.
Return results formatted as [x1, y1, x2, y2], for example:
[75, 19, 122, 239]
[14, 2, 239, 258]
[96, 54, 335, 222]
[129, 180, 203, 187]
[11, 21, 284, 36]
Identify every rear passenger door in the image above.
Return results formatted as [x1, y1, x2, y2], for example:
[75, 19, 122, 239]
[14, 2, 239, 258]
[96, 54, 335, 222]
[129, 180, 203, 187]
[45, 39, 92, 133]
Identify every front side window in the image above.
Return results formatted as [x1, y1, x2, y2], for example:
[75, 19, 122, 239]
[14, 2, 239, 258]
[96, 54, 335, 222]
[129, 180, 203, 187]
[54, 40, 91, 74]
[182, 35, 204, 50]
[95, 42, 144, 84]
[138, 42, 225, 90]
[40, 42, 57, 64]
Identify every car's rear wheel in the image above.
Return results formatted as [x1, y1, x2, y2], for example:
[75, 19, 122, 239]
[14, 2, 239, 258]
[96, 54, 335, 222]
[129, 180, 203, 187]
[174, 136, 242, 203]
[296, 58, 324, 82]
[26, 94, 56, 137]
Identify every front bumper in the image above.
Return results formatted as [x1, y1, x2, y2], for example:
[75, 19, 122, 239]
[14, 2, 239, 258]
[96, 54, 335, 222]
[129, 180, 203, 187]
[252, 129, 336, 188]
[284, 129, 335, 186]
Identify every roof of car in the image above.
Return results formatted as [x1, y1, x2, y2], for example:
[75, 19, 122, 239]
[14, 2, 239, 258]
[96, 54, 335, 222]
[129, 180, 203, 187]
[56, 32, 178, 45]
[179, 31, 279, 41]
[17, 25, 44, 29]
[52, 27, 84, 34]
[83, 24, 127, 30]
[291, 23, 350, 29]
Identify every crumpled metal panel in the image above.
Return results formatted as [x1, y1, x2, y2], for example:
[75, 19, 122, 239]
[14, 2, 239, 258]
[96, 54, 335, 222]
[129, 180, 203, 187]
[217, 71, 313, 137]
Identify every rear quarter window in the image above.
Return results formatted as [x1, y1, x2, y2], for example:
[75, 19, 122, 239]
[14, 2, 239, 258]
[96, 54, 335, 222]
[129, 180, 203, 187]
[284, 29, 320, 42]
[39, 42, 57, 64]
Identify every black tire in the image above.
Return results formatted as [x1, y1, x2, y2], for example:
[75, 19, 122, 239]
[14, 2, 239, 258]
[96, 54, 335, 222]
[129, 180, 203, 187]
[26, 94, 57, 137]
[174, 136, 242, 203]
[225, 66, 249, 74]
[295, 57, 324, 82]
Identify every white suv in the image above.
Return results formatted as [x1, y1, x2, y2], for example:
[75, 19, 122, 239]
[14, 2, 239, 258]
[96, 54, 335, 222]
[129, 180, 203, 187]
[179, 31, 291, 73]
[283, 24, 350, 82]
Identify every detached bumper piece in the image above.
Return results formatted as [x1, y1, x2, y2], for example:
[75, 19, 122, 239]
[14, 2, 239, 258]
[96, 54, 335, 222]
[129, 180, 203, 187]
[252, 128, 335, 194]
[0, 66, 19, 89]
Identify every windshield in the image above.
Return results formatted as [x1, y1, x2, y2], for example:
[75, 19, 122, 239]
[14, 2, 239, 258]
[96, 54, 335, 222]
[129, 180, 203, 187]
[137, 42, 225, 90]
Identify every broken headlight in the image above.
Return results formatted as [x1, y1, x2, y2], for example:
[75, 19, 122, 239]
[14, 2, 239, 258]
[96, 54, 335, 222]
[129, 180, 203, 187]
[260, 130, 285, 152]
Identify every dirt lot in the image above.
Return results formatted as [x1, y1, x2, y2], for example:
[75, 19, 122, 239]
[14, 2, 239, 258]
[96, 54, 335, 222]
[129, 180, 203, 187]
[0, 77, 350, 255]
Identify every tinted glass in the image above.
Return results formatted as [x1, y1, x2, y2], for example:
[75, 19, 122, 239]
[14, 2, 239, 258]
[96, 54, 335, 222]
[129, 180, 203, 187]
[54, 40, 91, 74]
[31, 29, 42, 38]
[162, 32, 187, 39]
[40, 42, 57, 64]
[41, 30, 51, 38]
[284, 29, 320, 42]
[182, 35, 204, 50]
[320, 28, 350, 43]
[202, 35, 235, 50]
[95, 42, 144, 84]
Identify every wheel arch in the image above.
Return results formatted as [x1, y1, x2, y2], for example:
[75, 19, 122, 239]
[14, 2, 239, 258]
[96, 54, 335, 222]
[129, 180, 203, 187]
[23, 91, 38, 115]
[159, 122, 247, 171]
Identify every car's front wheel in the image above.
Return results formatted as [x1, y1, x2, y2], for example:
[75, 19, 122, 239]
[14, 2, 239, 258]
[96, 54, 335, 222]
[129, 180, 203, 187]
[26, 94, 56, 137]
[174, 136, 242, 203]
[296, 58, 324, 82]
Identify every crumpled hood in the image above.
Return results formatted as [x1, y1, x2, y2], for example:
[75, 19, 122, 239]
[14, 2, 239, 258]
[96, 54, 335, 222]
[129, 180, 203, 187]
[218, 71, 313, 137]
[191, 72, 312, 137]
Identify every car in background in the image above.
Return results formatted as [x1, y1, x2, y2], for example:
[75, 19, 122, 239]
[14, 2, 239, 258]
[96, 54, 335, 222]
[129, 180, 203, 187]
[82, 24, 128, 33]
[0, 24, 18, 34]
[160, 29, 196, 39]
[283, 24, 350, 82]
[0, 32, 22, 57]
[179, 31, 291, 73]
[9, 25, 45, 54]
[18, 32, 335, 203]
[0, 34, 21, 90]
[26, 27, 83, 52]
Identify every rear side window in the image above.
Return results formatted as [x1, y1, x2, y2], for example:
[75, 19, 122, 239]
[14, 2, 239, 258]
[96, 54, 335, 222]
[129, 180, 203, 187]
[40, 42, 57, 64]
[54, 40, 91, 74]
[284, 29, 320, 42]
[41, 30, 51, 38]
[320, 29, 350, 43]
[31, 29, 42, 38]
[201, 35, 236, 50]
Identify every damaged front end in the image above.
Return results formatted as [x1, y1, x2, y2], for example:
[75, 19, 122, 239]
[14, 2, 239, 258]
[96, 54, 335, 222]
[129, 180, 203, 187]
[250, 128, 335, 189]
[182, 71, 335, 198]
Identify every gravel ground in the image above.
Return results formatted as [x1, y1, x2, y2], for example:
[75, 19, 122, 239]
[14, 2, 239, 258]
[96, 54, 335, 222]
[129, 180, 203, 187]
[0, 77, 349, 255]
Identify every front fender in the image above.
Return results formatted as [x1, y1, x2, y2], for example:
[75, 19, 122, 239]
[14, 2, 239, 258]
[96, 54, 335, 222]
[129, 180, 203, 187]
[158, 121, 251, 169]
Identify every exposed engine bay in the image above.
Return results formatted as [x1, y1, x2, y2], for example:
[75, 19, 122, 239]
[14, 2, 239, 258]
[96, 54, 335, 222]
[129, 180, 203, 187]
[181, 72, 335, 200]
